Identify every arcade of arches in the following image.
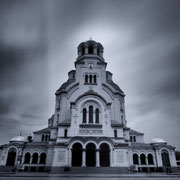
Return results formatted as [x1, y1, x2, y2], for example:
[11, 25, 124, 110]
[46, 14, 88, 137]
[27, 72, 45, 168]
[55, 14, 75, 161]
[71, 142, 110, 167]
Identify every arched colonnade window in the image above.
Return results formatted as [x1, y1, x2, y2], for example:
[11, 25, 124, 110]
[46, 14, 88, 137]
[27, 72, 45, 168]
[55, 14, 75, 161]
[41, 134, 50, 142]
[71, 142, 111, 167]
[24, 152, 47, 164]
[85, 74, 97, 84]
[133, 153, 154, 165]
[82, 102, 101, 124]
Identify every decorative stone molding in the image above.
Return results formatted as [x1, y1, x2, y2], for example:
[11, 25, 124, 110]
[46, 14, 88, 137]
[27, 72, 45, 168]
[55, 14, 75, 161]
[79, 129, 103, 135]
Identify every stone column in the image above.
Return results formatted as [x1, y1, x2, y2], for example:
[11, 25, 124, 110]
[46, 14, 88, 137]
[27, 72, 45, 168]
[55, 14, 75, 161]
[96, 149, 100, 167]
[68, 148, 71, 166]
[153, 156, 156, 166]
[21, 155, 25, 164]
[138, 156, 141, 165]
[85, 45, 88, 54]
[110, 149, 113, 167]
[82, 149, 86, 167]
[93, 112, 95, 124]
[145, 156, 148, 165]
[30, 155, 33, 164]
[38, 154, 40, 164]
[93, 45, 97, 54]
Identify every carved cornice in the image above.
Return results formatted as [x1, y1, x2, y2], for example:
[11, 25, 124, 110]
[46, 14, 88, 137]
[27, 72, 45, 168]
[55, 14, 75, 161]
[79, 124, 102, 128]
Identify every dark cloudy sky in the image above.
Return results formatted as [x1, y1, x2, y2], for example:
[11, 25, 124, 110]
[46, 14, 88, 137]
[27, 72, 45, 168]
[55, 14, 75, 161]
[0, 0, 180, 150]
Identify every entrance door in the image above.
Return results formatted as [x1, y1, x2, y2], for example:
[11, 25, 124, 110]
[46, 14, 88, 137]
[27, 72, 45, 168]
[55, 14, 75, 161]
[86, 143, 96, 166]
[72, 143, 82, 166]
[6, 148, 16, 166]
[161, 150, 171, 167]
[100, 143, 110, 166]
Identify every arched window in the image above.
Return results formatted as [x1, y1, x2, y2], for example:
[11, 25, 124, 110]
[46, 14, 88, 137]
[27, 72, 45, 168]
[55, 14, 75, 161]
[94, 75, 96, 83]
[114, 129, 117, 138]
[130, 136, 133, 142]
[88, 45, 94, 54]
[64, 129, 67, 138]
[140, 154, 146, 165]
[148, 154, 154, 165]
[133, 136, 136, 142]
[89, 75, 92, 83]
[24, 153, 31, 164]
[42, 135, 44, 141]
[82, 47, 85, 55]
[39, 153, 46, 164]
[82, 108, 87, 123]
[32, 153, 38, 164]
[95, 108, 99, 123]
[6, 148, 16, 166]
[85, 75, 88, 83]
[89, 105, 93, 123]
[133, 154, 139, 165]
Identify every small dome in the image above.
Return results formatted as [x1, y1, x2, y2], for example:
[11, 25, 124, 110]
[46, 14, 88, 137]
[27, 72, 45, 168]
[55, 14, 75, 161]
[10, 136, 27, 142]
[151, 138, 167, 144]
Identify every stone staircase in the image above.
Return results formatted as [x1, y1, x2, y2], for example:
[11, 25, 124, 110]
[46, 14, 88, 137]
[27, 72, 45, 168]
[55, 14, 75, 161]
[50, 167, 131, 174]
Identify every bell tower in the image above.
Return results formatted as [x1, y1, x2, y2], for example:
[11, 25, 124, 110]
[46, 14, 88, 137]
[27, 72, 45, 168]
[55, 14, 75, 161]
[77, 40, 104, 60]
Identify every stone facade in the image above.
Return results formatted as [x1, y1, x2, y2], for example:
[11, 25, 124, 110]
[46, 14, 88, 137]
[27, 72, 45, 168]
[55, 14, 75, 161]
[0, 40, 177, 172]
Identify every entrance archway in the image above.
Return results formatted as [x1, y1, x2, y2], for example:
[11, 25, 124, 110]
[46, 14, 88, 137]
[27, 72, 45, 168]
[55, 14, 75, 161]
[72, 143, 82, 166]
[86, 143, 96, 166]
[161, 150, 171, 168]
[100, 143, 110, 166]
[6, 148, 16, 166]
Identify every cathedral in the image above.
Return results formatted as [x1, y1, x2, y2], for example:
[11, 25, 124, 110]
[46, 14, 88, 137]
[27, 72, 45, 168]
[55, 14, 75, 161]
[0, 40, 177, 172]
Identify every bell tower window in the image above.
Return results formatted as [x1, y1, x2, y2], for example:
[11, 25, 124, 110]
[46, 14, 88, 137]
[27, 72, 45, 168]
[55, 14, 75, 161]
[89, 75, 92, 83]
[84, 74, 97, 84]
[114, 129, 117, 138]
[89, 105, 93, 123]
[88, 45, 94, 54]
[85, 75, 88, 83]
[94, 75, 96, 83]
[64, 129, 67, 138]
[82, 47, 85, 55]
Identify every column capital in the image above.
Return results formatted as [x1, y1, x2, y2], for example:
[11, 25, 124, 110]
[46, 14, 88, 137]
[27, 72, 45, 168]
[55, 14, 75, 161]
[96, 148, 100, 152]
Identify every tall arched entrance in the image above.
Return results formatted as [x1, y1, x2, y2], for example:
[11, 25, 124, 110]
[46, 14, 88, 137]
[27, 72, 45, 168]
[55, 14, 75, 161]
[100, 143, 110, 166]
[72, 143, 82, 166]
[86, 143, 96, 166]
[161, 150, 171, 168]
[6, 148, 16, 166]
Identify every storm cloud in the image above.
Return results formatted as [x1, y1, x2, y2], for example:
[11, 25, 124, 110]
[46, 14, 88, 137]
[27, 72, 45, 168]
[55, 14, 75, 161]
[0, 0, 180, 150]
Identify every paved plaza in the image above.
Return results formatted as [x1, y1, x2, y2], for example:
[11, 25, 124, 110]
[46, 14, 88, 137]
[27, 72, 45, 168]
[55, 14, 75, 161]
[0, 177, 180, 180]
[0, 173, 180, 180]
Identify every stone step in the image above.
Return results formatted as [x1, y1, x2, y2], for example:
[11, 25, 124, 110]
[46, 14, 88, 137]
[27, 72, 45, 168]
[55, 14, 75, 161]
[0, 166, 14, 172]
[50, 167, 131, 174]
